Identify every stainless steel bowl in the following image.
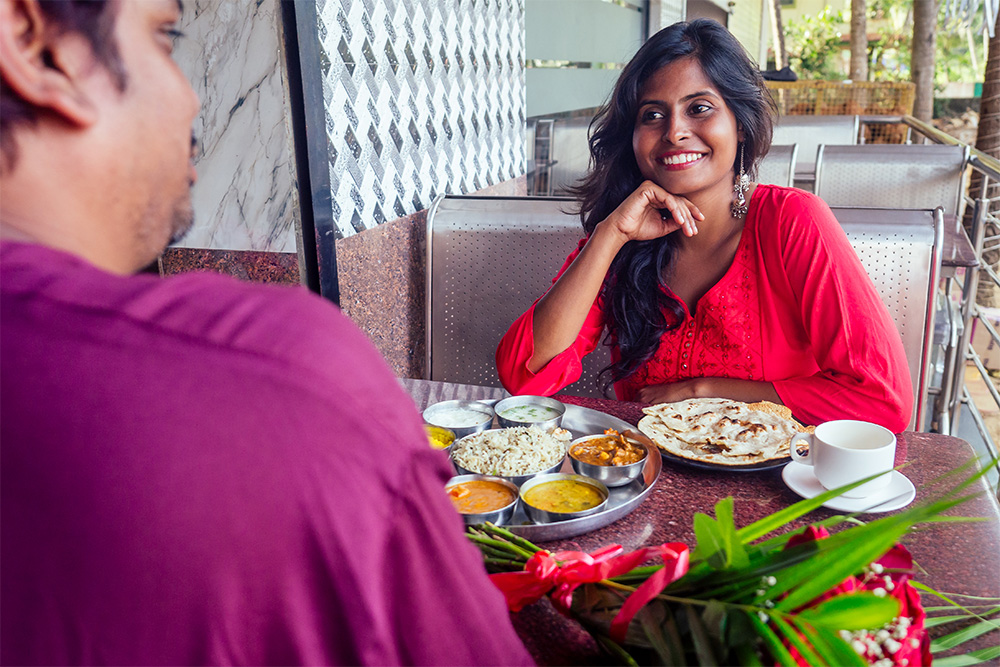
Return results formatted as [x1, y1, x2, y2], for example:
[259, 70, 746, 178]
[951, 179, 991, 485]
[450, 428, 566, 486]
[568, 433, 649, 488]
[494, 395, 565, 431]
[445, 474, 519, 526]
[519, 473, 609, 523]
[422, 400, 494, 438]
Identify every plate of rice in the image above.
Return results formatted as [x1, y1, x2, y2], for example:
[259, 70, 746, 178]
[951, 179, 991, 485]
[451, 426, 570, 485]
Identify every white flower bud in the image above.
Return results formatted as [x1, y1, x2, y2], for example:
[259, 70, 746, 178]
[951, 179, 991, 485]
[873, 587, 887, 597]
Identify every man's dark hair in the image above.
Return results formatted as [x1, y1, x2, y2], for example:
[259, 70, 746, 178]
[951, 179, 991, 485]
[0, 0, 124, 169]
[568, 19, 777, 393]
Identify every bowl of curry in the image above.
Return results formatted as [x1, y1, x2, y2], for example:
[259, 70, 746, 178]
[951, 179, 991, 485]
[445, 474, 519, 526]
[519, 473, 609, 523]
[568, 430, 649, 487]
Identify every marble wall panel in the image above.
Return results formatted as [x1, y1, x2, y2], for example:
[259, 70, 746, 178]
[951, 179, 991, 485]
[172, 0, 299, 253]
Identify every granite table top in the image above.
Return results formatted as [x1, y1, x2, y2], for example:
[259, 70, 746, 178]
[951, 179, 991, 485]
[401, 379, 1000, 665]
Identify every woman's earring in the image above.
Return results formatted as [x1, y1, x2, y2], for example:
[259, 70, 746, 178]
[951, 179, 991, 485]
[731, 143, 749, 219]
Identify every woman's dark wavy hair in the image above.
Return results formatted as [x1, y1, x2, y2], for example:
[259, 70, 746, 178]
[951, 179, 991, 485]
[568, 19, 776, 393]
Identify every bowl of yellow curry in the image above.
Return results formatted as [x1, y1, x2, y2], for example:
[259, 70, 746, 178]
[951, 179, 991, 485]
[569, 430, 649, 488]
[445, 474, 519, 526]
[519, 473, 609, 523]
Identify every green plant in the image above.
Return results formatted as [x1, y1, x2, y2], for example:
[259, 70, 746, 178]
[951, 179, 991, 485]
[469, 462, 1000, 665]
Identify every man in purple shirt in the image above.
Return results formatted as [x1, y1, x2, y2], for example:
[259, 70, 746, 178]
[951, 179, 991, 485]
[0, 1, 532, 664]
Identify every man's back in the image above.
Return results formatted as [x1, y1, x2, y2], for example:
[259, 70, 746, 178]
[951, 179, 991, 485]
[1, 241, 531, 665]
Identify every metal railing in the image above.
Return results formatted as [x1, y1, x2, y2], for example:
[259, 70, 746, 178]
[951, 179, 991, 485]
[895, 115, 1000, 461]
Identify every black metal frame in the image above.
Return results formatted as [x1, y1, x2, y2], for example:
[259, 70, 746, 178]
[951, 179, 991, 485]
[281, 1, 339, 304]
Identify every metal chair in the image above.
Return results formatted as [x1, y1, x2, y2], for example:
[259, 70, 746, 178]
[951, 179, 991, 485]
[828, 206, 944, 431]
[757, 144, 798, 187]
[425, 195, 610, 397]
[815, 144, 970, 216]
[772, 115, 860, 187]
[425, 196, 943, 429]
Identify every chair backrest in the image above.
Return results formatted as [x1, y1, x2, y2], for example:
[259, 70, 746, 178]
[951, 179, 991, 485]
[827, 206, 943, 431]
[815, 144, 970, 216]
[426, 196, 942, 429]
[757, 144, 798, 187]
[772, 115, 860, 178]
[426, 195, 610, 397]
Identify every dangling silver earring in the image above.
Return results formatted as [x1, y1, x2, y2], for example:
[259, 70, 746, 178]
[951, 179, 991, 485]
[731, 143, 749, 219]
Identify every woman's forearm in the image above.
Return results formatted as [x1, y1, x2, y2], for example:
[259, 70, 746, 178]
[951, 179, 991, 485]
[527, 224, 626, 372]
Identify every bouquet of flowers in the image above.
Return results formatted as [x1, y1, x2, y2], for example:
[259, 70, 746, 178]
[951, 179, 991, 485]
[468, 464, 1000, 665]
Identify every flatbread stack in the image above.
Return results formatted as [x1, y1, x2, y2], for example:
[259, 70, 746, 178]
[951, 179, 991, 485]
[637, 398, 814, 466]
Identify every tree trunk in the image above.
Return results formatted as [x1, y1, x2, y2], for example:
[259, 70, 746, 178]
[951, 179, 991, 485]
[911, 0, 938, 122]
[850, 0, 869, 81]
[967, 28, 1000, 305]
[768, 0, 787, 70]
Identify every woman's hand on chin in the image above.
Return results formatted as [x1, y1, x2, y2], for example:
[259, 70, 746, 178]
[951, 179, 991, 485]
[636, 379, 706, 404]
[599, 180, 704, 244]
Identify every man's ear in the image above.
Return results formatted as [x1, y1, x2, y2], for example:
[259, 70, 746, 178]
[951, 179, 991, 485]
[0, 0, 98, 127]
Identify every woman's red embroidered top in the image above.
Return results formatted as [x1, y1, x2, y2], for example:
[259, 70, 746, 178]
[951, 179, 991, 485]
[495, 185, 913, 432]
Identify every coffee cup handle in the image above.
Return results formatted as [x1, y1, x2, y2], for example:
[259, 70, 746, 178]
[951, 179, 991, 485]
[790, 433, 813, 465]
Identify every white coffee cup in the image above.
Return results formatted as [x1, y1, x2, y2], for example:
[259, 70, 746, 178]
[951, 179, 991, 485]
[790, 420, 896, 498]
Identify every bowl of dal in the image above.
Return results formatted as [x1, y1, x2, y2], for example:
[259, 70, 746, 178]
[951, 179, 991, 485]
[425, 424, 458, 456]
[569, 431, 648, 487]
[423, 400, 495, 438]
[519, 473, 609, 523]
[445, 474, 519, 526]
[495, 395, 565, 431]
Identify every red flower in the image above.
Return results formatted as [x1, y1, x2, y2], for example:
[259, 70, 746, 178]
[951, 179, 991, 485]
[781, 526, 930, 666]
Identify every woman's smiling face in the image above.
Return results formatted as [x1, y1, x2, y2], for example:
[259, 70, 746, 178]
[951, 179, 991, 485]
[632, 57, 741, 204]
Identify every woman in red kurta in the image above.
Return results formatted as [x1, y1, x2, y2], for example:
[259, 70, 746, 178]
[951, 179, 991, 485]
[495, 20, 911, 432]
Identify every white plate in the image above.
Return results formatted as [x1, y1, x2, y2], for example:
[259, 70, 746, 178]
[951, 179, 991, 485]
[782, 462, 916, 513]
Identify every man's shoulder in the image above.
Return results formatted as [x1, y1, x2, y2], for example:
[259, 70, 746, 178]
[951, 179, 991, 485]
[1, 242, 376, 378]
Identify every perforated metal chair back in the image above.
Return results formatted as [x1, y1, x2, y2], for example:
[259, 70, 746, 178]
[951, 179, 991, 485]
[772, 115, 860, 177]
[815, 144, 969, 216]
[426, 196, 942, 428]
[426, 195, 610, 397]
[828, 207, 943, 430]
[757, 144, 798, 187]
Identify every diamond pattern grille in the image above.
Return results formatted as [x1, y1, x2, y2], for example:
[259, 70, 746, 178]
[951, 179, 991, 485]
[316, 0, 526, 238]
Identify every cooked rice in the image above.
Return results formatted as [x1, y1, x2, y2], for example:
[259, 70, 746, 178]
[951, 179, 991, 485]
[452, 427, 567, 476]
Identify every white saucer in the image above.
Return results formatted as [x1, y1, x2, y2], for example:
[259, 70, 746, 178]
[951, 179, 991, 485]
[781, 462, 916, 513]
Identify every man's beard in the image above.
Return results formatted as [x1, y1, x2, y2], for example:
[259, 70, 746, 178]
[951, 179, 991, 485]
[168, 198, 194, 245]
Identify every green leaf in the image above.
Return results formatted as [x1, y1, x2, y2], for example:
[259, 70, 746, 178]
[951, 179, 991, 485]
[770, 614, 825, 666]
[638, 601, 686, 666]
[813, 626, 868, 667]
[595, 634, 640, 667]
[735, 469, 899, 544]
[702, 600, 727, 642]
[912, 582, 1000, 624]
[792, 618, 847, 666]
[746, 610, 799, 667]
[733, 643, 764, 666]
[772, 496, 971, 611]
[930, 618, 1000, 652]
[685, 604, 719, 666]
[693, 513, 726, 569]
[933, 645, 1000, 666]
[715, 497, 750, 569]
[797, 593, 900, 630]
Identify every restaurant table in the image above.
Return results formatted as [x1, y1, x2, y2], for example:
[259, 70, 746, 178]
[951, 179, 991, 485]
[401, 378, 1000, 665]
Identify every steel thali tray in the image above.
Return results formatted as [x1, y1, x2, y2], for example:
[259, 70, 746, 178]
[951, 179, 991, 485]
[462, 403, 662, 542]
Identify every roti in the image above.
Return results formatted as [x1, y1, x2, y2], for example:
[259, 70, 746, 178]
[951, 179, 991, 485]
[637, 398, 814, 466]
